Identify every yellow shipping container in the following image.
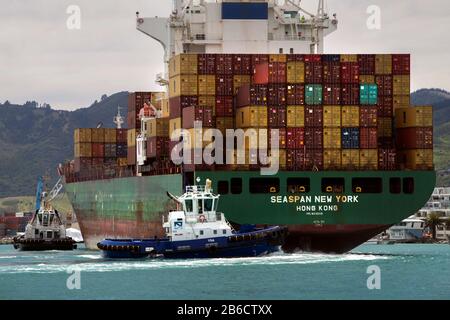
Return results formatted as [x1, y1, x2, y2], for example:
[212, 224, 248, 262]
[395, 106, 433, 128]
[185, 128, 210, 149]
[378, 118, 393, 137]
[117, 158, 128, 167]
[236, 106, 268, 128]
[74, 128, 92, 143]
[270, 54, 287, 63]
[375, 54, 392, 75]
[287, 106, 305, 127]
[323, 106, 342, 127]
[169, 118, 182, 139]
[237, 128, 269, 150]
[359, 75, 375, 84]
[169, 75, 198, 98]
[127, 129, 137, 147]
[360, 149, 378, 170]
[169, 54, 198, 77]
[198, 95, 216, 115]
[393, 75, 410, 96]
[342, 150, 360, 169]
[268, 149, 287, 169]
[91, 128, 105, 143]
[393, 95, 411, 110]
[198, 75, 216, 95]
[104, 129, 117, 143]
[161, 98, 170, 118]
[233, 75, 251, 94]
[324, 149, 342, 170]
[287, 62, 305, 83]
[341, 106, 359, 127]
[399, 149, 433, 170]
[147, 118, 169, 138]
[74, 143, 92, 158]
[323, 128, 341, 148]
[340, 54, 358, 63]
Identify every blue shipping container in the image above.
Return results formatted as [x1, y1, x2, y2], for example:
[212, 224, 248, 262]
[222, 2, 268, 20]
[342, 128, 360, 149]
[322, 55, 341, 63]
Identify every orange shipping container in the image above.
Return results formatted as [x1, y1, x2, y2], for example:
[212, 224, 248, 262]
[286, 62, 305, 83]
[91, 128, 105, 143]
[104, 129, 117, 143]
[233, 75, 251, 94]
[395, 106, 433, 128]
[287, 106, 305, 127]
[270, 54, 287, 63]
[324, 149, 342, 170]
[359, 75, 375, 84]
[340, 54, 358, 63]
[342, 150, 360, 169]
[127, 129, 138, 147]
[169, 54, 198, 77]
[198, 75, 216, 95]
[147, 118, 170, 137]
[169, 75, 198, 97]
[236, 106, 268, 128]
[74, 143, 92, 158]
[360, 149, 378, 170]
[323, 106, 341, 127]
[398, 149, 433, 170]
[393, 95, 410, 110]
[375, 54, 392, 75]
[393, 75, 410, 96]
[74, 128, 92, 143]
[323, 128, 341, 148]
[341, 106, 359, 127]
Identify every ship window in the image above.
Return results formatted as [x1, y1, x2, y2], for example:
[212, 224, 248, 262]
[290, 48, 294, 54]
[38, 214, 42, 224]
[43, 214, 49, 227]
[49, 215, 54, 225]
[352, 178, 382, 193]
[287, 178, 310, 193]
[279, 48, 283, 54]
[213, 230, 217, 235]
[218, 181, 229, 194]
[390, 178, 401, 194]
[47, 231, 52, 238]
[200, 230, 204, 235]
[204, 198, 213, 212]
[322, 178, 345, 193]
[249, 178, 280, 194]
[223, 230, 227, 235]
[231, 178, 242, 194]
[185, 199, 193, 213]
[198, 199, 203, 213]
[35, 229, 39, 235]
[403, 178, 415, 194]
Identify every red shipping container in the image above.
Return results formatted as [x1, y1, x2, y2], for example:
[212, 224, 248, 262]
[253, 63, 269, 84]
[269, 128, 287, 148]
[287, 84, 305, 105]
[378, 137, 395, 149]
[360, 127, 378, 149]
[215, 96, 233, 117]
[236, 84, 268, 107]
[305, 106, 324, 127]
[216, 54, 233, 75]
[360, 106, 378, 127]
[169, 96, 198, 118]
[127, 146, 136, 165]
[378, 148, 397, 170]
[304, 54, 322, 63]
[304, 127, 324, 149]
[216, 75, 234, 96]
[323, 62, 341, 83]
[116, 129, 127, 143]
[305, 148, 324, 170]
[233, 54, 252, 75]
[198, 54, 216, 75]
[396, 127, 433, 149]
[74, 157, 92, 172]
[269, 62, 287, 83]
[377, 96, 393, 117]
[291, 128, 306, 149]
[375, 76, 393, 96]
[323, 85, 341, 105]
[251, 54, 269, 69]
[286, 149, 306, 170]
[358, 54, 375, 75]
[147, 137, 170, 158]
[128, 92, 152, 114]
[268, 106, 287, 128]
[341, 84, 360, 105]
[92, 158, 104, 166]
[92, 143, 104, 158]
[268, 84, 287, 106]
[392, 54, 410, 75]
[182, 106, 214, 128]
[341, 63, 359, 84]
[305, 63, 323, 83]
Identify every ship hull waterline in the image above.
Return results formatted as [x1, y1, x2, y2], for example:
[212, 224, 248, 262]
[64, 170, 436, 254]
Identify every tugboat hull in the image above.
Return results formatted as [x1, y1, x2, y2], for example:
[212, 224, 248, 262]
[13, 238, 76, 251]
[98, 226, 287, 259]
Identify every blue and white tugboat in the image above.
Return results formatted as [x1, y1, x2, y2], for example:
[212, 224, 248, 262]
[97, 179, 287, 259]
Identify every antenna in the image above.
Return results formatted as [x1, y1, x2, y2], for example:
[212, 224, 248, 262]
[113, 106, 124, 129]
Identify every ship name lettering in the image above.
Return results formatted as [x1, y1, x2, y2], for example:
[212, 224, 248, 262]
[315, 196, 333, 203]
[335, 195, 359, 203]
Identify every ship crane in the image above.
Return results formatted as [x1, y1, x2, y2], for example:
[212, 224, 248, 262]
[113, 106, 125, 129]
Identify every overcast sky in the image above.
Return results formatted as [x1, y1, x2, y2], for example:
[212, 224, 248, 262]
[1, 0, 449, 110]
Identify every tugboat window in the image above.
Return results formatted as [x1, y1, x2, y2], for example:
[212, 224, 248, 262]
[47, 231, 52, 238]
[403, 178, 415, 194]
[352, 178, 382, 193]
[230, 178, 242, 194]
[49, 215, 54, 225]
[322, 178, 345, 193]
[218, 181, 229, 194]
[204, 198, 213, 212]
[249, 178, 280, 194]
[35, 229, 39, 235]
[43, 213, 49, 227]
[287, 178, 310, 193]
[200, 230, 204, 235]
[185, 199, 193, 213]
[390, 178, 401, 194]
[198, 200, 203, 213]
[38, 214, 42, 224]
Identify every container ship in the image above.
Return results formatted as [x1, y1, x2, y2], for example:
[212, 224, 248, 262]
[60, 0, 436, 253]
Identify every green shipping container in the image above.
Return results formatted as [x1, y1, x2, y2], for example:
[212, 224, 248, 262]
[305, 84, 323, 105]
[360, 84, 378, 105]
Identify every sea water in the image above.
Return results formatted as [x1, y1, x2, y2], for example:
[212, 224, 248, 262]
[0, 244, 448, 300]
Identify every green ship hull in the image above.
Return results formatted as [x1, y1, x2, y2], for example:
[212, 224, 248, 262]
[64, 170, 436, 253]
